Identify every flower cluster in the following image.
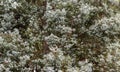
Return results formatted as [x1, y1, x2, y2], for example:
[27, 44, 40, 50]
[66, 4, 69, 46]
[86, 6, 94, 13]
[0, 0, 120, 72]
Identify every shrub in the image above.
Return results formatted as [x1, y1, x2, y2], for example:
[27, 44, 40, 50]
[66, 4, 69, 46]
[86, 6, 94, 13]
[0, 0, 120, 71]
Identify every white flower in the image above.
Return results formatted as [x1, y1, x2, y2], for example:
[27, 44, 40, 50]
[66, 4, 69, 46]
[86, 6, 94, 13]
[8, 0, 12, 2]
[72, 0, 78, 3]
[116, 61, 120, 66]
[46, 3, 52, 10]
[58, 70, 63, 72]
[45, 33, 60, 44]
[80, 3, 96, 15]
[61, 8, 66, 15]
[0, 36, 4, 44]
[44, 67, 55, 72]
[101, 24, 109, 31]
[11, 51, 20, 56]
[78, 60, 86, 66]
[0, 64, 5, 71]
[20, 55, 30, 60]
[81, 63, 93, 72]
[57, 25, 73, 33]
[62, 2, 67, 6]
[12, 2, 18, 9]
[106, 53, 113, 63]
[67, 67, 79, 72]
[109, 0, 119, 6]
[4, 58, 11, 63]
[44, 52, 55, 61]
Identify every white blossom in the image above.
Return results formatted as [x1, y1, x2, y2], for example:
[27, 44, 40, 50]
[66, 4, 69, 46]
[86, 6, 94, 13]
[109, 0, 119, 6]
[0, 36, 4, 44]
[11, 2, 18, 9]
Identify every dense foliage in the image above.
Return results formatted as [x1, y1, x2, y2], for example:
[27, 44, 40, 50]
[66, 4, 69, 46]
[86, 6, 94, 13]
[0, 0, 120, 72]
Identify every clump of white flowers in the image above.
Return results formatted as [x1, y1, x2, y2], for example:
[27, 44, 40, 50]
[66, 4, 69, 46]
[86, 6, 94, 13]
[0, 0, 120, 72]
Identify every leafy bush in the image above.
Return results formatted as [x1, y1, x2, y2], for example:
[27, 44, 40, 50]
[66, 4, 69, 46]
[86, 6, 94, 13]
[0, 0, 120, 72]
